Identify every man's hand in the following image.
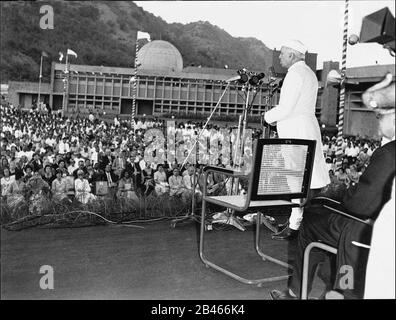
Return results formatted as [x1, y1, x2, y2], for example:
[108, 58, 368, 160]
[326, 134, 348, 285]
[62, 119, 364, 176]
[262, 111, 277, 126]
[362, 73, 395, 110]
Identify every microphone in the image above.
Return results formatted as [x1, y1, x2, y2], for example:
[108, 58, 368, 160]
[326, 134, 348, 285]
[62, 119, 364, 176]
[225, 73, 249, 83]
[225, 75, 242, 82]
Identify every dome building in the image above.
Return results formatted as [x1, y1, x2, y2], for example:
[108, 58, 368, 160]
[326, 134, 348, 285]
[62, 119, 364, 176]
[9, 39, 353, 136]
[137, 40, 183, 73]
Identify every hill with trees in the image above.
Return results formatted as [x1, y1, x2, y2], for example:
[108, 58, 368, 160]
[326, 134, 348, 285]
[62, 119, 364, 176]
[0, 0, 273, 83]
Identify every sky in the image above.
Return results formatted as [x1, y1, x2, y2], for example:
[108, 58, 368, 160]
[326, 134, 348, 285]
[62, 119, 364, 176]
[134, 0, 396, 69]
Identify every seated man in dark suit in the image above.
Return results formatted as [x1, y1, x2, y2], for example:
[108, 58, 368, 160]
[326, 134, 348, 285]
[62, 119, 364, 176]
[104, 164, 118, 190]
[72, 160, 87, 179]
[271, 76, 395, 300]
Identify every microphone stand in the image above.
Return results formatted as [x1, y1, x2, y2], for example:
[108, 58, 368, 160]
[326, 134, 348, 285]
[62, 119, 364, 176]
[210, 83, 258, 231]
[170, 82, 232, 228]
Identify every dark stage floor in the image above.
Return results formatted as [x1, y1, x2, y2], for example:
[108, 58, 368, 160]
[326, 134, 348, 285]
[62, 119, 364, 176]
[1, 218, 325, 300]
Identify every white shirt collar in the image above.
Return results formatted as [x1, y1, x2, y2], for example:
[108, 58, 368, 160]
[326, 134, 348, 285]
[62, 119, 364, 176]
[381, 135, 395, 146]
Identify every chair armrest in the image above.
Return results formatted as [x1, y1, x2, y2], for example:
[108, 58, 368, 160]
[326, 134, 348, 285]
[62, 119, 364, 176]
[203, 165, 246, 178]
[310, 196, 374, 226]
[310, 196, 341, 206]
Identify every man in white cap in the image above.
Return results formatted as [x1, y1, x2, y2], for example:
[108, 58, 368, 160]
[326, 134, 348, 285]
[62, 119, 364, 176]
[262, 39, 330, 240]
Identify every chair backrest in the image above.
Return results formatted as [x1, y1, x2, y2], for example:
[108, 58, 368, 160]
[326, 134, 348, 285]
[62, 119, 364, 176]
[64, 176, 75, 195]
[96, 181, 109, 196]
[247, 139, 316, 201]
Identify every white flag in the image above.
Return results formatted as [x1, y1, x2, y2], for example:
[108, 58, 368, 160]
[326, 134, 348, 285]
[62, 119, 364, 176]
[59, 52, 64, 62]
[67, 48, 78, 58]
[137, 31, 151, 41]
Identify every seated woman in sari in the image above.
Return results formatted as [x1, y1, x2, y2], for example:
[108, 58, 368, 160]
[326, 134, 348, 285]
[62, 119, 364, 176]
[51, 169, 70, 202]
[24, 171, 51, 215]
[1, 167, 15, 198]
[141, 165, 155, 196]
[74, 169, 96, 204]
[117, 170, 139, 202]
[5, 171, 26, 216]
[154, 164, 169, 195]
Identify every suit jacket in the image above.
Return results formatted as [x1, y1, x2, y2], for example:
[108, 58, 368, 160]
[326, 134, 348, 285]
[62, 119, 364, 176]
[299, 140, 395, 298]
[104, 170, 118, 185]
[342, 140, 395, 219]
[99, 155, 114, 171]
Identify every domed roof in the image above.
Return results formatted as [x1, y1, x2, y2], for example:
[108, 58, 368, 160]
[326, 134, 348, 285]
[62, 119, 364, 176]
[137, 40, 183, 73]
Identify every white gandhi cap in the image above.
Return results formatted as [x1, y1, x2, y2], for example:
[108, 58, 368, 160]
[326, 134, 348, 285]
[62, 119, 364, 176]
[282, 39, 307, 54]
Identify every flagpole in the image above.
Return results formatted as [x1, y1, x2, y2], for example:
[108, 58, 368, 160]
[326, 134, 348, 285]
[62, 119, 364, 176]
[62, 53, 69, 116]
[335, 0, 349, 169]
[38, 54, 43, 109]
[132, 33, 139, 131]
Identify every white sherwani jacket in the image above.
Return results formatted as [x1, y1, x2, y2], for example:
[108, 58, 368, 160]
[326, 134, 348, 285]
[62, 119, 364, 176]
[364, 176, 395, 298]
[264, 61, 330, 189]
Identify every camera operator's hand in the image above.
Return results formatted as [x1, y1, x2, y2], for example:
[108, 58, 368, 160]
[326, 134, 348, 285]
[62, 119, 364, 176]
[362, 73, 395, 110]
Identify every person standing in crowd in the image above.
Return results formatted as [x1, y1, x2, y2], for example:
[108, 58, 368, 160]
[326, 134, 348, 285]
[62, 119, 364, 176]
[89, 145, 99, 165]
[112, 149, 126, 179]
[262, 39, 330, 240]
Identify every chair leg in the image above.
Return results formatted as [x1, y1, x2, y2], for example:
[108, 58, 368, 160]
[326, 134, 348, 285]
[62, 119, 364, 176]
[199, 200, 291, 286]
[301, 242, 337, 299]
[255, 212, 292, 269]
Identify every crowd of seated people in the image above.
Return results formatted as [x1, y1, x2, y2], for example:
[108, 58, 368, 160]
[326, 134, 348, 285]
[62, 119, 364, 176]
[0, 102, 380, 213]
[321, 134, 380, 188]
[0, 104, 233, 210]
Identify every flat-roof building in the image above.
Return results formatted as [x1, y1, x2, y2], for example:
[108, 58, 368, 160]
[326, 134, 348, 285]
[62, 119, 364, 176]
[6, 39, 395, 139]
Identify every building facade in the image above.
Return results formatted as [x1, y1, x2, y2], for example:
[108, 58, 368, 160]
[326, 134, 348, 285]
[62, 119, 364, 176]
[318, 63, 396, 139]
[6, 40, 395, 139]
